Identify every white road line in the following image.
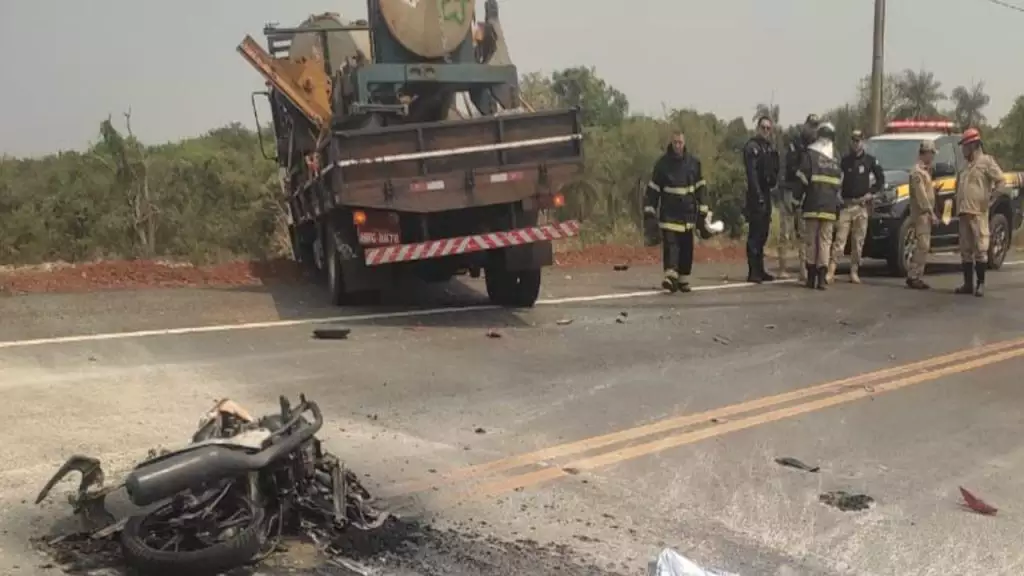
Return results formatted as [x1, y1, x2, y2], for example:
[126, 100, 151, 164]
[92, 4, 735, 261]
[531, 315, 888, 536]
[1, 261, 1021, 350]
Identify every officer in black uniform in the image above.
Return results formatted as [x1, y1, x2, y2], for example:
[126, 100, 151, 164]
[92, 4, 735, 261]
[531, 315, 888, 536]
[742, 115, 781, 282]
[644, 131, 710, 293]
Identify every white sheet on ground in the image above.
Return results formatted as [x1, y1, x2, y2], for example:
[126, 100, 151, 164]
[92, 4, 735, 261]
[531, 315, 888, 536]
[647, 548, 739, 576]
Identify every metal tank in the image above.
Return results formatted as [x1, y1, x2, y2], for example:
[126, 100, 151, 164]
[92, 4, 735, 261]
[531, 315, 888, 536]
[288, 12, 372, 72]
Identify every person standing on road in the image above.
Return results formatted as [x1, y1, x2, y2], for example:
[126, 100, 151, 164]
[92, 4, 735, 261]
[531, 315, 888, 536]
[906, 140, 940, 290]
[793, 122, 842, 290]
[778, 114, 820, 281]
[828, 129, 885, 284]
[644, 131, 710, 293]
[954, 128, 1004, 297]
[743, 115, 781, 283]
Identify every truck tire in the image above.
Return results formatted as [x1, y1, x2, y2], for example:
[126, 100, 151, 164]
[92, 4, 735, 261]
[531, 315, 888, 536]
[987, 213, 1010, 270]
[486, 267, 541, 307]
[324, 224, 347, 306]
[887, 217, 913, 278]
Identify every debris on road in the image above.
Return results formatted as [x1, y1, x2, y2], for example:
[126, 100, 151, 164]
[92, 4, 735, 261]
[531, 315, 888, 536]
[35, 394, 389, 575]
[556, 318, 575, 326]
[763, 324, 776, 330]
[959, 486, 998, 515]
[313, 326, 351, 339]
[615, 311, 628, 324]
[486, 329, 503, 338]
[712, 335, 731, 345]
[613, 264, 630, 271]
[474, 427, 487, 434]
[819, 490, 874, 511]
[774, 456, 820, 473]
[648, 547, 739, 576]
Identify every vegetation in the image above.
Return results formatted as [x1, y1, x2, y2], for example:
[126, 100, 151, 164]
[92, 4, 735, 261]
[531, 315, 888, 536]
[3, 68, 1024, 266]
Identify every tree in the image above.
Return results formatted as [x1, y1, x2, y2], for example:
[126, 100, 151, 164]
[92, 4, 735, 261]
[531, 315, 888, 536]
[892, 68, 946, 119]
[549, 66, 629, 128]
[951, 81, 991, 128]
[519, 71, 557, 111]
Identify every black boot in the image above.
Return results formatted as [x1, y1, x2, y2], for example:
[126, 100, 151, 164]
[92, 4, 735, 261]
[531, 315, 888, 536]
[954, 262, 974, 295]
[816, 266, 828, 290]
[974, 262, 986, 297]
[805, 265, 817, 289]
[747, 257, 763, 283]
[758, 255, 775, 282]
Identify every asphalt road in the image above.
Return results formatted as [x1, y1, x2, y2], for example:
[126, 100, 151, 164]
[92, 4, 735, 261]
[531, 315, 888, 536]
[3, 255, 1024, 576]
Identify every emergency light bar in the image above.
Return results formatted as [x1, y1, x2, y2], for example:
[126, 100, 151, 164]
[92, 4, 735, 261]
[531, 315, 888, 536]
[884, 119, 956, 133]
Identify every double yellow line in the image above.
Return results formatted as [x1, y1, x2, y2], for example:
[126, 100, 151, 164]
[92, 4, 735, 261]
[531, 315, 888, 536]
[385, 336, 1024, 501]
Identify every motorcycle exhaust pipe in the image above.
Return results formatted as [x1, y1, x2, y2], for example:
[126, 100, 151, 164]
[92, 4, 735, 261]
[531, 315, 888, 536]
[125, 402, 323, 507]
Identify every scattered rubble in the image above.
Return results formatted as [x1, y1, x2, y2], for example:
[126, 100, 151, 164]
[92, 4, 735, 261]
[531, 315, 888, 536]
[313, 326, 352, 340]
[774, 457, 820, 473]
[959, 486, 998, 515]
[486, 330, 503, 338]
[819, 491, 874, 512]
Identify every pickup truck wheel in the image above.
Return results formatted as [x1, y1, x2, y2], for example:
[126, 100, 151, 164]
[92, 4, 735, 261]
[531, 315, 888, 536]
[987, 213, 1009, 270]
[485, 268, 542, 307]
[888, 217, 913, 278]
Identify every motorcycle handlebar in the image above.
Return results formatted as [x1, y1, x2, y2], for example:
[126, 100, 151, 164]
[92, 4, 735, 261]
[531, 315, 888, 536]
[125, 399, 324, 507]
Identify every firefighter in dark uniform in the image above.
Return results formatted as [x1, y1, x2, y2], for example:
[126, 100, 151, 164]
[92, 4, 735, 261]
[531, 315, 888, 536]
[644, 131, 710, 293]
[779, 114, 821, 282]
[743, 115, 781, 283]
[794, 122, 843, 289]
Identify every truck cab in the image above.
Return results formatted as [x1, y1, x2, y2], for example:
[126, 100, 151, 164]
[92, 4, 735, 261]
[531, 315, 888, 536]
[861, 119, 1024, 276]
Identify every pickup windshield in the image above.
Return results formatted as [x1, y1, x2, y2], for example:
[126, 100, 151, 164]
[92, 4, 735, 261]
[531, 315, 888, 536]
[863, 139, 921, 172]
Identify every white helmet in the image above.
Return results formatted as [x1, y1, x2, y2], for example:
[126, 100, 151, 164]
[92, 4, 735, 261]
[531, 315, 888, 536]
[817, 122, 836, 141]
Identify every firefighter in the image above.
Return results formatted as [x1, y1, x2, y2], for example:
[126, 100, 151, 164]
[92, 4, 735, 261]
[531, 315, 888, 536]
[778, 114, 820, 281]
[743, 115, 781, 283]
[793, 122, 842, 289]
[644, 131, 710, 293]
[954, 127, 1004, 297]
[906, 140, 939, 290]
[829, 129, 885, 284]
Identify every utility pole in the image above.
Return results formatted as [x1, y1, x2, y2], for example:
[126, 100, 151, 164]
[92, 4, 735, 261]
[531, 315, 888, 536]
[869, 0, 886, 135]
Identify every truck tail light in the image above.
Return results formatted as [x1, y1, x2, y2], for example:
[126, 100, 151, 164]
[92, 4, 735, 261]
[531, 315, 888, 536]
[553, 193, 565, 208]
[352, 210, 367, 226]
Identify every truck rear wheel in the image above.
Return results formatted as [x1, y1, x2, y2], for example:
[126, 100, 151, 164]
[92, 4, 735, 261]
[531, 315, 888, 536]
[486, 267, 541, 308]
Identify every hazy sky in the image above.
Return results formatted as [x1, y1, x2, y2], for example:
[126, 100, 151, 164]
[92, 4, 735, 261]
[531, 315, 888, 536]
[2, 0, 1022, 157]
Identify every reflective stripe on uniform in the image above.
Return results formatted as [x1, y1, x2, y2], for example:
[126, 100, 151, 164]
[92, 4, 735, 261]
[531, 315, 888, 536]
[647, 181, 661, 192]
[663, 185, 696, 195]
[694, 179, 706, 189]
[659, 221, 695, 232]
[802, 211, 837, 220]
[795, 171, 809, 185]
[698, 204, 709, 213]
[811, 174, 841, 185]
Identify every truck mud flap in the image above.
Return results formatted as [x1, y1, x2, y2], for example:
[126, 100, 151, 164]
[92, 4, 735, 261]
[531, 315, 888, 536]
[363, 221, 579, 266]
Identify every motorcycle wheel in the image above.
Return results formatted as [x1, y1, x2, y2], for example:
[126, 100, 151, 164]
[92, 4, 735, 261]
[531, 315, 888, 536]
[120, 489, 265, 575]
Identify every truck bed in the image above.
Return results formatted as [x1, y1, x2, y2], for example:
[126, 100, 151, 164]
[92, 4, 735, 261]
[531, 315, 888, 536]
[293, 109, 584, 217]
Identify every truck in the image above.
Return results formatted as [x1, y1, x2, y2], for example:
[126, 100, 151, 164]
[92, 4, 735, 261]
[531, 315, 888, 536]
[237, 0, 584, 307]
[859, 119, 1024, 276]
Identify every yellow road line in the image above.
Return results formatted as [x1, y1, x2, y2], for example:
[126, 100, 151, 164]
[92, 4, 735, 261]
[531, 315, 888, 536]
[387, 336, 1024, 496]
[463, 343, 1024, 499]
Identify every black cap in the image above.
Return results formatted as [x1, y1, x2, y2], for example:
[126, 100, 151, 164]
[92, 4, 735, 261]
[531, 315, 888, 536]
[805, 113, 820, 126]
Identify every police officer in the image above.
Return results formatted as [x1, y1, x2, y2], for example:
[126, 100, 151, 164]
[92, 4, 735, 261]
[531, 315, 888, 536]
[743, 115, 781, 283]
[906, 140, 939, 290]
[778, 114, 820, 281]
[793, 122, 842, 289]
[828, 129, 885, 284]
[954, 127, 1004, 297]
[644, 131, 710, 293]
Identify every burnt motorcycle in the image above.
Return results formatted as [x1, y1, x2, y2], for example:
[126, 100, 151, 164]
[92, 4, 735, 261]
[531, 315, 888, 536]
[36, 394, 389, 575]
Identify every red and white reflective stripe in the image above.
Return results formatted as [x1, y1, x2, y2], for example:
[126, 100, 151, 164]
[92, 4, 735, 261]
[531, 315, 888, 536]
[364, 221, 580, 266]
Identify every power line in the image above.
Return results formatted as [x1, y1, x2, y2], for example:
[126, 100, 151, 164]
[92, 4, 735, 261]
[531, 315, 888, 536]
[983, 0, 1024, 13]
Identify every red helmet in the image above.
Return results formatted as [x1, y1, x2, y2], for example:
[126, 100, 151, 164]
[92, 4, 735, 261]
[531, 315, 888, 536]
[959, 127, 982, 145]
